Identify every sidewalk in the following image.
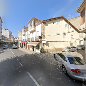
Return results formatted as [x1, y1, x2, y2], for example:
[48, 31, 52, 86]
[19, 48, 35, 54]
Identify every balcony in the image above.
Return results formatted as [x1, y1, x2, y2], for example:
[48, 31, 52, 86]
[29, 28, 36, 33]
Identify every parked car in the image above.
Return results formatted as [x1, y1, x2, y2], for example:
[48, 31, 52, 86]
[77, 45, 85, 50]
[70, 46, 77, 52]
[62, 47, 71, 52]
[3, 45, 8, 49]
[54, 52, 86, 81]
[12, 44, 18, 49]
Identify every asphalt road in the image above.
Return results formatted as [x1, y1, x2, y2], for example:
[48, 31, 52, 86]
[0, 48, 85, 86]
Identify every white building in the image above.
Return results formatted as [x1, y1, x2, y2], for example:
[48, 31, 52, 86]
[2, 28, 13, 42]
[27, 17, 83, 52]
[0, 17, 2, 41]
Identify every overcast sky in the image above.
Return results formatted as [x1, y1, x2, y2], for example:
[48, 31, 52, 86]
[0, 0, 83, 37]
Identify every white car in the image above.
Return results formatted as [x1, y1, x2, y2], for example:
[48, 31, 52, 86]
[70, 46, 77, 52]
[62, 47, 71, 52]
[12, 44, 18, 49]
[77, 45, 85, 50]
[3, 45, 8, 49]
[54, 52, 86, 81]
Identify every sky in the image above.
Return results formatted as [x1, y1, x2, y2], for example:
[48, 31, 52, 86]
[0, 0, 83, 37]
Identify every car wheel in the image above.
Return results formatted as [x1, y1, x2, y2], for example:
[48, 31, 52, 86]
[62, 65, 67, 74]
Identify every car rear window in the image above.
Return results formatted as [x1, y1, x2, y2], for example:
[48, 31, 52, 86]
[67, 57, 84, 65]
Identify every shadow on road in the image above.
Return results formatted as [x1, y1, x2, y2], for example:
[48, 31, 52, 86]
[0, 53, 85, 86]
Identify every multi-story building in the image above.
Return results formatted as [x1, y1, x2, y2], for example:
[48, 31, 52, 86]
[18, 31, 22, 47]
[69, 0, 86, 45]
[0, 17, 2, 41]
[69, 17, 85, 45]
[36, 16, 81, 52]
[18, 17, 83, 52]
[2, 28, 13, 42]
[77, 0, 86, 32]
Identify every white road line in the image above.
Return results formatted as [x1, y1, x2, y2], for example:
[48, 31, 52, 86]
[19, 62, 23, 66]
[10, 49, 23, 67]
[10, 49, 40, 86]
[27, 72, 40, 86]
[10, 49, 16, 57]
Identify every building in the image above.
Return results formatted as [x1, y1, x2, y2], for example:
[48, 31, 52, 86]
[18, 17, 83, 52]
[38, 16, 81, 52]
[18, 31, 22, 47]
[77, 0, 86, 32]
[69, 17, 85, 45]
[0, 17, 2, 41]
[69, 0, 86, 45]
[2, 28, 13, 42]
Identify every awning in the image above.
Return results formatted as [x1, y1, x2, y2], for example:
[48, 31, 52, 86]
[22, 42, 27, 44]
[27, 42, 40, 46]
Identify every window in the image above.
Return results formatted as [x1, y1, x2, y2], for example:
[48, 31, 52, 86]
[58, 53, 66, 61]
[72, 30, 74, 32]
[65, 24, 67, 27]
[67, 57, 84, 65]
[57, 33, 60, 35]
[55, 21, 59, 24]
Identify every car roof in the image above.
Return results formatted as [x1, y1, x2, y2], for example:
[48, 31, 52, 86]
[58, 52, 83, 59]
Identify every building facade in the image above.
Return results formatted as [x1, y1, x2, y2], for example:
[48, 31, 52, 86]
[0, 17, 2, 41]
[2, 28, 13, 42]
[77, 0, 86, 32]
[39, 17, 81, 52]
[18, 17, 83, 52]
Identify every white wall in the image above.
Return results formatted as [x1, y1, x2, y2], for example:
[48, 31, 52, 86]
[36, 24, 42, 36]
[2, 29, 10, 38]
[44, 19, 80, 49]
[0, 19, 2, 40]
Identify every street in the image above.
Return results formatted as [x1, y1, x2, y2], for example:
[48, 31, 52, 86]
[0, 48, 85, 86]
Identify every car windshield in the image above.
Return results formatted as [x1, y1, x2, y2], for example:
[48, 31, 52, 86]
[67, 57, 84, 65]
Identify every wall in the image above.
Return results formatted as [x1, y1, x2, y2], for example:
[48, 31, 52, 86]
[0, 19, 2, 40]
[44, 19, 80, 50]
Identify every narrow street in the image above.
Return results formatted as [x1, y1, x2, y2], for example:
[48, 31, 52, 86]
[0, 48, 85, 86]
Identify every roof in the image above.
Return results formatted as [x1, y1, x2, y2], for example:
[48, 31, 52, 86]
[61, 52, 83, 59]
[42, 16, 80, 33]
[69, 16, 81, 30]
[77, 0, 86, 13]
[43, 16, 63, 22]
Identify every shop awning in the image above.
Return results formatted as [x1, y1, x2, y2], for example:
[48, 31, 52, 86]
[27, 42, 40, 46]
[22, 42, 27, 44]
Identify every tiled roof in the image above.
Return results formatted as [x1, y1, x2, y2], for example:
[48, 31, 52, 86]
[42, 16, 80, 33]
[77, 0, 86, 13]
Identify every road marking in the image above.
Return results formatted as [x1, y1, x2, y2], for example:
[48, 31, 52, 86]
[27, 72, 40, 86]
[10, 49, 40, 86]
[10, 49, 16, 57]
[10, 49, 23, 67]
[19, 62, 23, 66]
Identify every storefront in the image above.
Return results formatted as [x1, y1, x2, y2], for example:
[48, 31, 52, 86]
[27, 42, 41, 52]
[21, 41, 27, 48]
